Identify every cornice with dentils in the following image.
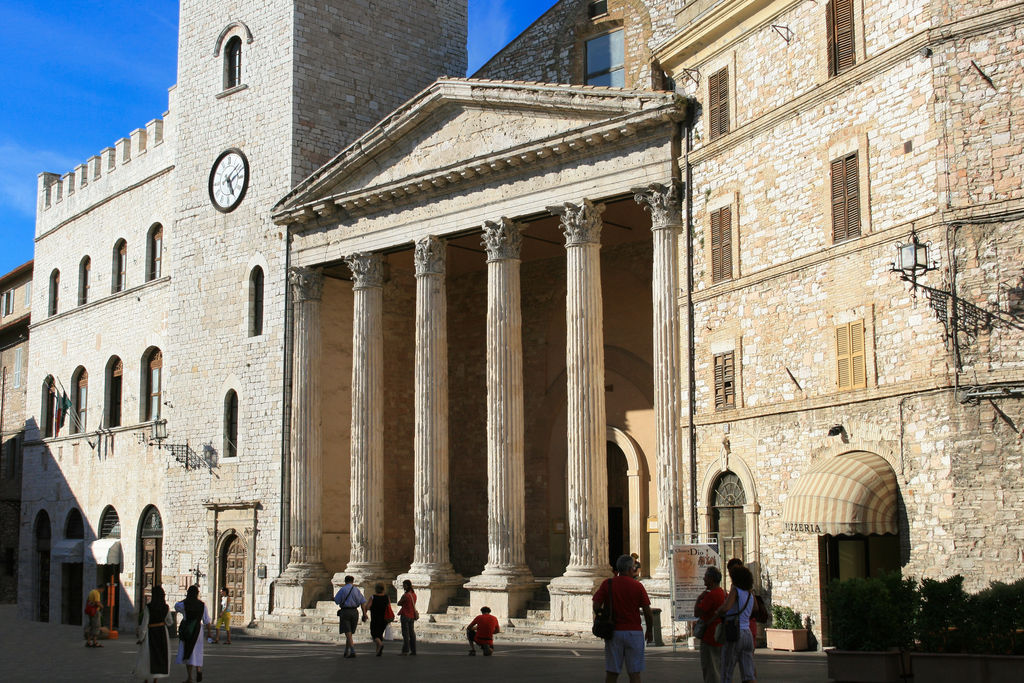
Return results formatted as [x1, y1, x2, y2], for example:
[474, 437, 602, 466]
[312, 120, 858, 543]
[273, 78, 686, 227]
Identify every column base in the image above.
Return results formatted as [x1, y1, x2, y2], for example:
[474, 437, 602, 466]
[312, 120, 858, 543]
[464, 568, 536, 622]
[641, 577, 675, 634]
[547, 571, 612, 624]
[334, 564, 393, 598]
[272, 564, 332, 615]
[395, 564, 464, 614]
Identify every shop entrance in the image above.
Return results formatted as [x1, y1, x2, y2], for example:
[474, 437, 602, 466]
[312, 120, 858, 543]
[823, 534, 900, 581]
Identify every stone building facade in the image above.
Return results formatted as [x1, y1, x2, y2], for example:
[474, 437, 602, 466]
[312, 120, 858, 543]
[656, 0, 1024, 644]
[21, 0, 465, 627]
[0, 261, 31, 603]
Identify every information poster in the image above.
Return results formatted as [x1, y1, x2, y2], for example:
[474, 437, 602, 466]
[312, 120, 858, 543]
[671, 542, 721, 622]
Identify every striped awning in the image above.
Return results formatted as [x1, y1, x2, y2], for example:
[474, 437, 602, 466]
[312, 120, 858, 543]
[782, 452, 898, 536]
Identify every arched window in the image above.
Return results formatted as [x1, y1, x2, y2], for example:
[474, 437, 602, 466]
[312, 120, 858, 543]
[147, 224, 163, 281]
[225, 36, 242, 89]
[105, 356, 123, 428]
[64, 509, 84, 539]
[48, 269, 60, 316]
[712, 472, 747, 564]
[78, 256, 91, 305]
[142, 348, 162, 422]
[99, 506, 121, 539]
[248, 266, 264, 336]
[112, 239, 127, 293]
[42, 375, 57, 438]
[71, 367, 88, 434]
[224, 390, 238, 458]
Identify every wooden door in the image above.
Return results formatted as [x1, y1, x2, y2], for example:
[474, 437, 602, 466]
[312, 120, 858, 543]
[223, 537, 246, 616]
[141, 537, 160, 603]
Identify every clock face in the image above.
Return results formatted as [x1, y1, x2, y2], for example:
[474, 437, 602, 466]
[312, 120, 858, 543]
[209, 149, 249, 212]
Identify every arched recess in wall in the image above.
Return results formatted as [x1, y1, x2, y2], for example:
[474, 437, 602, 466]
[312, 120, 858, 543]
[136, 506, 163, 605]
[61, 508, 85, 626]
[606, 426, 650, 575]
[248, 266, 264, 337]
[699, 453, 761, 576]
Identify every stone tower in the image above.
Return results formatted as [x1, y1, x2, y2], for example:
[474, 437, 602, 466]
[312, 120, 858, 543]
[164, 1, 466, 614]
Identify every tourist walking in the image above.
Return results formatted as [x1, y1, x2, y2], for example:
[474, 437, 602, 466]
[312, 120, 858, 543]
[85, 582, 103, 648]
[693, 566, 726, 683]
[361, 582, 394, 657]
[210, 587, 231, 644]
[397, 579, 418, 655]
[334, 575, 366, 658]
[593, 554, 655, 683]
[174, 585, 210, 683]
[466, 606, 500, 656]
[132, 585, 171, 682]
[717, 564, 757, 683]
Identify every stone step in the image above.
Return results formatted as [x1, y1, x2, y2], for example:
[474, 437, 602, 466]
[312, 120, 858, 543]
[526, 609, 551, 620]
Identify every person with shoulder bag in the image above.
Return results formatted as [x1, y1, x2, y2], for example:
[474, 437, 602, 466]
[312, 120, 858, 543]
[693, 566, 726, 683]
[397, 579, 418, 655]
[716, 565, 757, 683]
[593, 554, 655, 683]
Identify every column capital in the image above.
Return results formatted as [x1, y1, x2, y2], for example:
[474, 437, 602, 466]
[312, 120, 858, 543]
[289, 266, 323, 303]
[345, 252, 384, 289]
[413, 235, 446, 276]
[548, 199, 605, 246]
[481, 217, 523, 261]
[633, 181, 682, 230]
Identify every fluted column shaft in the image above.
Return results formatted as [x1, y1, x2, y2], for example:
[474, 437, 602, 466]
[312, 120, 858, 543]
[552, 200, 609, 577]
[287, 267, 326, 570]
[410, 236, 455, 572]
[345, 253, 386, 573]
[635, 182, 684, 578]
[481, 219, 530, 574]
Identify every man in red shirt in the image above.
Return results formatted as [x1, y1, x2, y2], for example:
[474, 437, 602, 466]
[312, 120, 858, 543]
[466, 606, 500, 656]
[593, 554, 655, 682]
[694, 566, 726, 683]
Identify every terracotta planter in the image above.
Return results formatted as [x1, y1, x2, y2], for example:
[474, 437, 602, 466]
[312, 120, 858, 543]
[910, 652, 1024, 683]
[825, 649, 905, 683]
[765, 627, 810, 652]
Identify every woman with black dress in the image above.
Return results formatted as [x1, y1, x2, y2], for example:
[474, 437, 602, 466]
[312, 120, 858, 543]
[132, 585, 171, 682]
[361, 582, 394, 657]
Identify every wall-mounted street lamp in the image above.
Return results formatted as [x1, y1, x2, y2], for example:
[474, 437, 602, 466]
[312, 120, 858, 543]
[890, 230, 938, 289]
[137, 419, 205, 470]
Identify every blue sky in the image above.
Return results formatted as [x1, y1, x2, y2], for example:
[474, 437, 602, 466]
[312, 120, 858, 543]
[0, 0, 558, 277]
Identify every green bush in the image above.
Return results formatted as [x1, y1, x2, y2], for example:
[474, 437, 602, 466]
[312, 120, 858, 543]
[918, 575, 969, 653]
[770, 604, 804, 630]
[825, 572, 918, 651]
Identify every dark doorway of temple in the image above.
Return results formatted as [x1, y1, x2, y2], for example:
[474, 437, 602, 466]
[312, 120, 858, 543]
[607, 441, 630, 567]
[61, 563, 83, 625]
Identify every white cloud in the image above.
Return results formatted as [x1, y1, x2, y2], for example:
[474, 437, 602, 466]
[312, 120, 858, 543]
[0, 141, 77, 217]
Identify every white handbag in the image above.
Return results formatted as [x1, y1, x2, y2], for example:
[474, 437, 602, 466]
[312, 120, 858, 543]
[383, 623, 395, 641]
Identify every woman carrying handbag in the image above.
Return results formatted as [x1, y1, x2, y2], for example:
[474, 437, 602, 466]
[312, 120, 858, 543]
[715, 565, 756, 683]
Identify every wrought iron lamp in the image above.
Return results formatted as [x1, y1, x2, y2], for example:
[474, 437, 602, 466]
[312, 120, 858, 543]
[891, 230, 937, 289]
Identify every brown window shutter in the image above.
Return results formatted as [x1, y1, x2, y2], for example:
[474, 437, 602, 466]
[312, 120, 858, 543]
[850, 320, 866, 388]
[831, 157, 847, 241]
[708, 68, 729, 140]
[836, 323, 852, 389]
[844, 152, 861, 238]
[826, 0, 837, 77]
[710, 206, 732, 283]
[828, 0, 856, 76]
[714, 351, 736, 410]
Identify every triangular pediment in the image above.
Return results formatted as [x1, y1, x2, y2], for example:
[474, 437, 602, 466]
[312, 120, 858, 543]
[274, 79, 682, 220]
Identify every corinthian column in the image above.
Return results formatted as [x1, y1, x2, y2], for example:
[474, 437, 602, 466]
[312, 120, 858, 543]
[546, 199, 612, 622]
[340, 253, 389, 591]
[273, 266, 331, 613]
[634, 182, 684, 585]
[396, 236, 463, 613]
[465, 218, 535, 620]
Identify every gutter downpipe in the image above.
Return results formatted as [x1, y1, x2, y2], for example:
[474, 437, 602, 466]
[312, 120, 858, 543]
[682, 100, 698, 535]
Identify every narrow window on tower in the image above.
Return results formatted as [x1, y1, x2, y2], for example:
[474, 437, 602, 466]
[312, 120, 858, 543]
[710, 205, 733, 283]
[106, 356, 123, 428]
[78, 256, 91, 306]
[707, 67, 730, 141]
[249, 266, 264, 337]
[585, 30, 625, 87]
[147, 224, 163, 281]
[830, 152, 861, 242]
[112, 239, 127, 293]
[224, 390, 239, 459]
[225, 36, 242, 89]
[714, 351, 736, 410]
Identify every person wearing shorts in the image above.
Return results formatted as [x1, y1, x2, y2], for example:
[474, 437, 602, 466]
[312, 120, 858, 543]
[334, 575, 366, 658]
[211, 587, 231, 644]
[593, 554, 654, 683]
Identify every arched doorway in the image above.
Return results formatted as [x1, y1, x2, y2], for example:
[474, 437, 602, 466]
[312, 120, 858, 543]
[711, 472, 747, 564]
[607, 442, 629, 567]
[138, 506, 163, 605]
[35, 511, 51, 621]
[220, 534, 246, 620]
[61, 509, 85, 625]
[96, 506, 121, 629]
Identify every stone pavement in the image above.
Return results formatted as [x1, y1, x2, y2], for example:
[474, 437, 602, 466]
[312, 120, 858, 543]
[0, 606, 828, 682]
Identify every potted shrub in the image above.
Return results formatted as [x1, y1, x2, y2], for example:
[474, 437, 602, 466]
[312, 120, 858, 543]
[824, 572, 918, 683]
[765, 604, 810, 651]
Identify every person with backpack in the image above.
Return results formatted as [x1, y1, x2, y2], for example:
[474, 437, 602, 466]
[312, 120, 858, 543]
[716, 564, 756, 683]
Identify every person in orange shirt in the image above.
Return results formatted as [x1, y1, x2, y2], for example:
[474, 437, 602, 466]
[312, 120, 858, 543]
[466, 606, 500, 656]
